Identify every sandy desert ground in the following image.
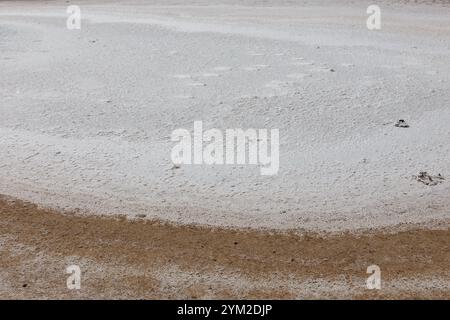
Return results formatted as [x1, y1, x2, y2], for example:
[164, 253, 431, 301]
[0, 0, 449, 299]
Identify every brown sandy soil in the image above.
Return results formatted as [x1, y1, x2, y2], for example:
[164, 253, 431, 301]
[0, 195, 448, 299]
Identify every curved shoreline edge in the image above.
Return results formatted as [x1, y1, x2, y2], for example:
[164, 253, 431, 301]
[0, 195, 448, 299]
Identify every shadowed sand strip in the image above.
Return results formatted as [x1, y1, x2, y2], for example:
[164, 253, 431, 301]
[0, 195, 448, 299]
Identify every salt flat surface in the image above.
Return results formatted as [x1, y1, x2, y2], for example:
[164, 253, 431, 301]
[0, 0, 449, 231]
